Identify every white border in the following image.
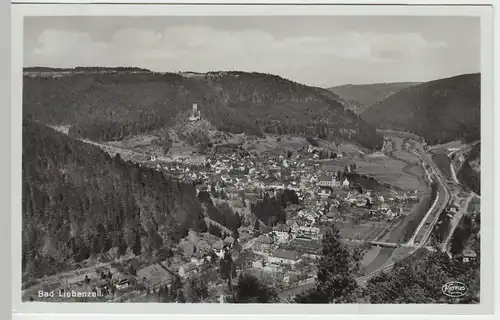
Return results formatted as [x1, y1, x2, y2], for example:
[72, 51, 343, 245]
[10, 1, 496, 318]
[7, 0, 499, 5]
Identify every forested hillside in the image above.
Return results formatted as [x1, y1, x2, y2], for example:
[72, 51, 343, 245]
[364, 249, 479, 303]
[329, 82, 418, 114]
[458, 143, 481, 195]
[362, 73, 480, 144]
[22, 121, 208, 280]
[23, 69, 383, 150]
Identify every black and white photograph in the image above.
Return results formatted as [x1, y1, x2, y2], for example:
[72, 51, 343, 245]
[13, 3, 493, 312]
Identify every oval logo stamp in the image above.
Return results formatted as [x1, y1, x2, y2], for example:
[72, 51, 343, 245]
[442, 281, 468, 297]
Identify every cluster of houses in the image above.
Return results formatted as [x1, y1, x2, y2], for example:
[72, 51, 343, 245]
[142, 148, 344, 202]
[127, 140, 428, 296]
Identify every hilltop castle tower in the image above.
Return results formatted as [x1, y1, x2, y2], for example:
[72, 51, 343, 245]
[189, 103, 201, 121]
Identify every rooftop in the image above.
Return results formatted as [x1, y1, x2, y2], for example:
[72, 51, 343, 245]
[257, 235, 274, 244]
[272, 249, 301, 261]
[318, 175, 334, 182]
[288, 238, 322, 254]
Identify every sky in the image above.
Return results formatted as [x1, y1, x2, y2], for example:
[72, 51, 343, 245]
[23, 16, 481, 88]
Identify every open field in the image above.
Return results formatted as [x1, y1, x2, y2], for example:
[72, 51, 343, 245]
[355, 155, 426, 192]
[242, 135, 307, 156]
[336, 223, 387, 241]
[428, 140, 468, 152]
[391, 150, 421, 164]
[318, 157, 353, 169]
[242, 135, 365, 157]
[321, 153, 427, 192]
[105, 133, 207, 164]
[377, 129, 424, 142]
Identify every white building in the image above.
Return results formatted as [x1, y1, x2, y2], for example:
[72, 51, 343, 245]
[318, 188, 332, 198]
[342, 178, 350, 189]
[317, 176, 341, 189]
[298, 226, 320, 238]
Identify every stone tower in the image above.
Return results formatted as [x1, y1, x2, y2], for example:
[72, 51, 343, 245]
[189, 103, 201, 121]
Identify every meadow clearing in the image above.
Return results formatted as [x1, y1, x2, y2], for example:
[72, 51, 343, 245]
[391, 150, 421, 164]
[353, 154, 426, 192]
[336, 223, 387, 241]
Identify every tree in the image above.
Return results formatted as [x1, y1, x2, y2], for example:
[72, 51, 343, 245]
[294, 225, 358, 303]
[177, 289, 186, 303]
[365, 198, 372, 209]
[356, 184, 363, 194]
[363, 250, 479, 303]
[129, 265, 137, 276]
[195, 219, 208, 233]
[280, 189, 299, 207]
[234, 273, 278, 303]
[187, 278, 209, 302]
[254, 220, 260, 232]
[450, 228, 467, 256]
[208, 224, 222, 238]
[132, 232, 142, 256]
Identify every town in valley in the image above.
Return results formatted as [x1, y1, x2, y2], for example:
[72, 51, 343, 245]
[21, 15, 482, 304]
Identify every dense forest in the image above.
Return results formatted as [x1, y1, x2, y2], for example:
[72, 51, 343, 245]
[250, 189, 299, 228]
[22, 121, 210, 280]
[364, 248, 479, 303]
[457, 143, 481, 195]
[362, 73, 480, 145]
[23, 70, 383, 150]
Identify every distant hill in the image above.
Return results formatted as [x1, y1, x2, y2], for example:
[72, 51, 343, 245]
[24, 66, 152, 73]
[362, 73, 480, 145]
[23, 69, 383, 150]
[329, 82, 419, 114]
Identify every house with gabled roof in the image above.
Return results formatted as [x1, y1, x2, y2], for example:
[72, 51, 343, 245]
[252, 235, 275, 252]
[288, 238, 322, 258]
[268, 249, 302, 266]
